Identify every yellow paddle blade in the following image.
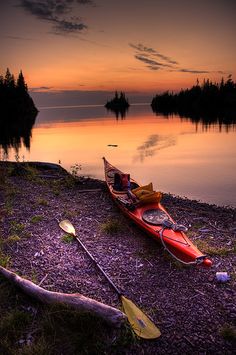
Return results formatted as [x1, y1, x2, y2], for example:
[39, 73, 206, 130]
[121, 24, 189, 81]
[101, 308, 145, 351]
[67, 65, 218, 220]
[59, 220, 76, 236]
[121, 296, 161, 339]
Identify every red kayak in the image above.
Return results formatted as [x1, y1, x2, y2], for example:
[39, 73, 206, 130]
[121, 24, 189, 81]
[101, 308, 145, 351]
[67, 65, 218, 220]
[103, 157, 212, 267]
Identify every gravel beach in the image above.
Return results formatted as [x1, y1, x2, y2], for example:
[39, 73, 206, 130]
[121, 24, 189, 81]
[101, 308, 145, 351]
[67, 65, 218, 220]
[0, 162, 235, 354]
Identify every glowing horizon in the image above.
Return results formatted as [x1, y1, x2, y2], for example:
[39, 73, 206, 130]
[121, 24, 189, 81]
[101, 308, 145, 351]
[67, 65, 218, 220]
[1, 1, 235, 94]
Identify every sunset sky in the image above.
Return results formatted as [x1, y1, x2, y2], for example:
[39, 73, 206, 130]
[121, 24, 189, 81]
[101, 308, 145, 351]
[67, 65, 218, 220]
[1, 0, 236, 103]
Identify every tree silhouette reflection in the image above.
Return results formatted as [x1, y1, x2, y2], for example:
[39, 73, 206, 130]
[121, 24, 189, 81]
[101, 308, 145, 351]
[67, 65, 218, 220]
[106, 106, 129, 119]
[151, 76, 236, 130]
[0, 112, 37, 158]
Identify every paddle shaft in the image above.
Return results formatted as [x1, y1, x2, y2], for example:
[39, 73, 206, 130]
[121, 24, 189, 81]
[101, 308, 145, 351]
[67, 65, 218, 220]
[59, 220, 161, 338]
[74, 234, 121, 296]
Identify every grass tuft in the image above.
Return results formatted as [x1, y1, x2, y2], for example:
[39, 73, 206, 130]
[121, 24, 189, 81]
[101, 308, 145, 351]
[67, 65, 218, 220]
[10, 221, 25, 234]
[62, 209, 79, 219]
[219, 323, 236, 340]
[5, 235, 21, 244]
[100, 219, 123, 235]
[37, 198, 48, 206]
[31, 215, 44, 224]
[195, 239, 234, 257]
[2, 201, 13, 216]
[0, 252, 11, 267]
[60, 234, 74, 243]
[52, 187, 60, 196]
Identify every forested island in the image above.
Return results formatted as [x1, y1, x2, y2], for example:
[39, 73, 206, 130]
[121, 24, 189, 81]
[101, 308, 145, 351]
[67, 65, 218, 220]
[105, 91, 130, 109]
[151, 76, 236, 122]
[0, 68, 38, 117]
[105, 91, 130, 118]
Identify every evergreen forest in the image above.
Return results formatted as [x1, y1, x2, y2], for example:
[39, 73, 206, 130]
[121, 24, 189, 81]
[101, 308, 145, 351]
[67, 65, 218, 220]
[0, 68, 38, 118]
[151, 76, 236, 123]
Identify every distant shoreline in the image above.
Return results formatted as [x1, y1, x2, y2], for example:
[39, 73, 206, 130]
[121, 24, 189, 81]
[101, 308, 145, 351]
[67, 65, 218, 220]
[38, 102, 150, 110]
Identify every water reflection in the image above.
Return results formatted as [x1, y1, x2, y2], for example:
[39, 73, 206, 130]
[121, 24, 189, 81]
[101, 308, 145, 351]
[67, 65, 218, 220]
[3, 104, 236, 206]
[105, 106, 129, 119]
[152, 107, 236, 132]
[135, 134, 176, 162]
[0, 112, 37, 158]
[178, 112, 236, 133]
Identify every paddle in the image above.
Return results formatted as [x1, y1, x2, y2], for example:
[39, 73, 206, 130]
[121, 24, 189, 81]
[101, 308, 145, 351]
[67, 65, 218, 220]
[59, 219, 161, 339]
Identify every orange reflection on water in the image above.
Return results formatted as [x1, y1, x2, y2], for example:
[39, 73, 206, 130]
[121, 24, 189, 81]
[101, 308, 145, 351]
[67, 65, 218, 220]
[28, 116, 194, 170]
[5, 113, 236, 207]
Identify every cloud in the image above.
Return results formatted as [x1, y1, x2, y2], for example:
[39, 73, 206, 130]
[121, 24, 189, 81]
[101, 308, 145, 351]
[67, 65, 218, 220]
[30, 86, 54, 92]
[20, 0, 63, 19]
[130, 42, 221, 75]
[130, 43, 178, 65]
[153, 53, 178, 65]
[130, 43, 156, 54]
[135, 55, 174, 70]
[51, 17, 87, 33]
[19, 0, 93, 34]
[178, 68, 210, 74]
[135, 55, 160, 67]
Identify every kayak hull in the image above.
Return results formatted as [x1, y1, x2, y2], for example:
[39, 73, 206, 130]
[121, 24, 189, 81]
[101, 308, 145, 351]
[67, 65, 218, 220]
[103, 157, 212, 267]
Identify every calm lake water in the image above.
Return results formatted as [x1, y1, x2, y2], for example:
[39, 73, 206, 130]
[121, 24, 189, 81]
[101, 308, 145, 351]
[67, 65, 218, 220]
[3, 104, 236, 207]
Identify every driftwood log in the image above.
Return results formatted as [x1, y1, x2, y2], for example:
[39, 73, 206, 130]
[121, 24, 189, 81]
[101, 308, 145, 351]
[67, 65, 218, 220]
[0, 266, 126, 327]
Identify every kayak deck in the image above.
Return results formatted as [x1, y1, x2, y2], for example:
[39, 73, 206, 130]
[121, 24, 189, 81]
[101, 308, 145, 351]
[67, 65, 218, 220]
[103, 157, 212, 267]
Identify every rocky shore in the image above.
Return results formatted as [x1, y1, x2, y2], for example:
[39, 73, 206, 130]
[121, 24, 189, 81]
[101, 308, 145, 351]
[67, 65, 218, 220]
[0, 161, 235, 354]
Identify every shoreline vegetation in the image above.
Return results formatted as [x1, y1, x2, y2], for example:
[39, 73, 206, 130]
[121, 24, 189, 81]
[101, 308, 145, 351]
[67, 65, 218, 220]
[0, 161, 235, 353]
[151, 76, 236, 124]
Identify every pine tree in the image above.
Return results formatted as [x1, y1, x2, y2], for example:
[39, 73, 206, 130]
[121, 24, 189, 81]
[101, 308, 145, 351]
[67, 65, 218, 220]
[4, 68, 15, 88]
[17, 70, 28, 92]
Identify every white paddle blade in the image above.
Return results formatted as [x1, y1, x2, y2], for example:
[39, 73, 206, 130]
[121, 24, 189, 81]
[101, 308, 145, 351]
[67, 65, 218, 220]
[59, 220, 76, 236]
[121, 296, 161, 339]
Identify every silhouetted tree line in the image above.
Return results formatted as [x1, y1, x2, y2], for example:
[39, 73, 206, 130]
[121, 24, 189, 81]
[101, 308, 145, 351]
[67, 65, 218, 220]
[151, 76, 236, 122]
[0, 68, 38, 118]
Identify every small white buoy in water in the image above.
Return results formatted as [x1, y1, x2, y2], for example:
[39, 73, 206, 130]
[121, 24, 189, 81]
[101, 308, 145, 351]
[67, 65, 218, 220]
[216, 272, 230, 282]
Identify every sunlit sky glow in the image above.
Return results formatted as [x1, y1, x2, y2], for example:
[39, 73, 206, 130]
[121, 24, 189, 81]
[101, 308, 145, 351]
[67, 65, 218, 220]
[1, 0, 235, 98]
